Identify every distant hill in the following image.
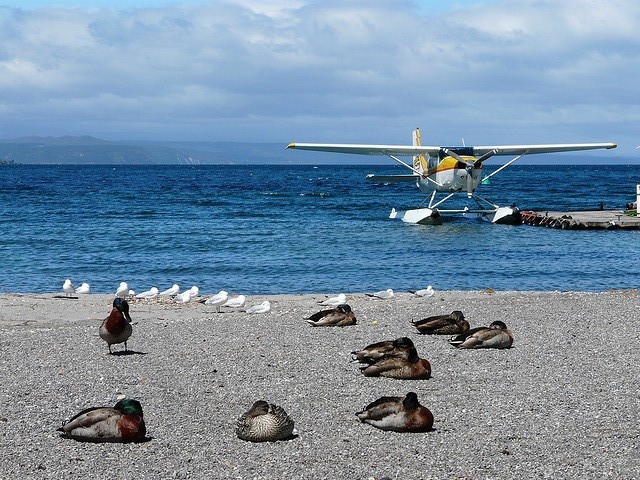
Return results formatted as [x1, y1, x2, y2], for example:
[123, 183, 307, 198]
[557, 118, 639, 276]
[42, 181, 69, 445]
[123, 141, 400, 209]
[8, 135, 111, 146]
[0, 136, 296, 165]
[0, 136, 632, 165]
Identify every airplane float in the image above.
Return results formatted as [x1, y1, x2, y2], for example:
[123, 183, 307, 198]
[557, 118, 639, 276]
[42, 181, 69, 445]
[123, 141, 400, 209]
[287, 129, 616, 225]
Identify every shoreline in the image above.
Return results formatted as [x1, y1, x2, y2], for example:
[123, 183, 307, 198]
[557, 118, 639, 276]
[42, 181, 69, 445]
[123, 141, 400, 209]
[1, 290, 638, 479]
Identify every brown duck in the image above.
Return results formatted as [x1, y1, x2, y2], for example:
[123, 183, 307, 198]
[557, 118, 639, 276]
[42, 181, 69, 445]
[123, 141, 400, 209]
[411, 310, 469, 335]
[99, 298, 133, 354]
[352, 337, 431, 379]
[449, 320, 513, 349]
[351, 337, 415, 364]
[356, 392, 434, 433]
[236, 400, 297, 442]
[306, 304, 357, 327]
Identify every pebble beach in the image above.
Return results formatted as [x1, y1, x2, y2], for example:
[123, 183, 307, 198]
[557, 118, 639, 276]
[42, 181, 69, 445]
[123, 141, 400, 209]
[0, 290, 638, 479]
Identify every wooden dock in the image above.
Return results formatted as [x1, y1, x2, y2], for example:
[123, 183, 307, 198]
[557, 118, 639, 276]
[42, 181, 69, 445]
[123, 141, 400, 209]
[520, 209, 640, 230]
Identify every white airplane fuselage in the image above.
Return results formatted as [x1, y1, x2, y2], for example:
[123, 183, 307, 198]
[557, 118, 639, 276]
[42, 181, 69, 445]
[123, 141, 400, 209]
[415, 155, 482, 194]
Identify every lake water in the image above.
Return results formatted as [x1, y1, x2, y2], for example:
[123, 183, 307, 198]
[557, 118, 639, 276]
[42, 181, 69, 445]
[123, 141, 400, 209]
[0, 163, 638, 294]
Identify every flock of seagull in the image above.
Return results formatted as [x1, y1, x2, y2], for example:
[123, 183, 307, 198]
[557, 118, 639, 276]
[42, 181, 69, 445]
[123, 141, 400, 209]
[61, 279, 254, 311]
[56, 280, 513, 443]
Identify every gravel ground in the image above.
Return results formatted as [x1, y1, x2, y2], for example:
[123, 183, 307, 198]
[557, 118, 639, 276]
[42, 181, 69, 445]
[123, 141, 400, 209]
[0, 290, 638, 479]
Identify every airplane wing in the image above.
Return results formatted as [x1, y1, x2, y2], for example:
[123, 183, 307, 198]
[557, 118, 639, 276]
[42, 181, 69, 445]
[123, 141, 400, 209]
[286, 143, 440, 157]
[287, 142, 616, 157]
[473, 143, 617, 156]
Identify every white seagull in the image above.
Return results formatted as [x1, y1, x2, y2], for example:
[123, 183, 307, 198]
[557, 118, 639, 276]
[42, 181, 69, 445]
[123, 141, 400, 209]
[319, 293, 347, 306]
[159, 284, 180, 296]
[75, 282, 90, 294]
[174, 290, 193, 303]
[115, 282, 129, 298]
[412, 285, 435, 297]
[369, 288, 395, 299]
[205, 290, 229, 312]
[223, 294, 246, 308]
[62, 279, 75, 297]
[188, 286, 200, 298]
[245, 301, 271, 314]
[136, 287, 159, 299]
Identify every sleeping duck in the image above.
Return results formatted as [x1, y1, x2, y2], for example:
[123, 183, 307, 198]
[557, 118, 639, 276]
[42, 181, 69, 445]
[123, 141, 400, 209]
[306, 304, 357, 327]
[356, 392, 433, 433]
[58, 398, 146, 443]
[352, 337, 431, 379]
[411, 310, 469, 335]
[449, 320, 513, 349]
[236, 400, 297, 442]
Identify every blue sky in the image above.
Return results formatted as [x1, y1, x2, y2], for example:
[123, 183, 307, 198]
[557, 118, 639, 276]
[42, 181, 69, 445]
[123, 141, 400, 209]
[0, 0, 638, 156]
[8, 0, 483, 11]
[6, 0, 182, 8]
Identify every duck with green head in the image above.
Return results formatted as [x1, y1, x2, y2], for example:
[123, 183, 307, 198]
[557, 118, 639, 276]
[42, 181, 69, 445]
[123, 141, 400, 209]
[99, 298, 133, 354]
[58, 398, 146, 443]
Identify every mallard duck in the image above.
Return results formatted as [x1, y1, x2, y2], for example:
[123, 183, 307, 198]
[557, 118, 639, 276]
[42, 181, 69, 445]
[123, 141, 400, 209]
[356, 392, 433, 433]
[411, 310, 469, 335]
[58, 398, 146, 443]
[99, 298, 133, 354]
[236, 400, 297, 442]
[351, 337, 416, 364]
[358, 349, 431, 379]
[306, 304, 357, 327]
[449, 320, 513, 349]
[352, 337, 431, 379]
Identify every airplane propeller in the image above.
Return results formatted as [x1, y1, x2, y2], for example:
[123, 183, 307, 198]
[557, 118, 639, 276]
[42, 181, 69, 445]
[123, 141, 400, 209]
[474, 149, 498, 167]
[442, 148, 498, 197]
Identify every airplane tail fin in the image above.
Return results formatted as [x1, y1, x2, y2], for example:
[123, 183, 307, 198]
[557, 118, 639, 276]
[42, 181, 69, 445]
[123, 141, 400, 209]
[412, 128, 427, 174]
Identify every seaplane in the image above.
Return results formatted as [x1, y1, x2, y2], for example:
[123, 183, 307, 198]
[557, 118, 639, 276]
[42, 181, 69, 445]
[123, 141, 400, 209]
[287, 129, 616, 225]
